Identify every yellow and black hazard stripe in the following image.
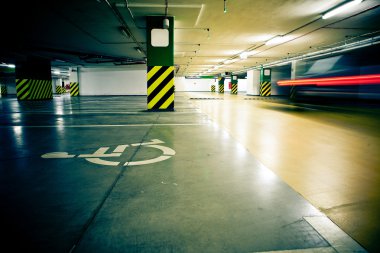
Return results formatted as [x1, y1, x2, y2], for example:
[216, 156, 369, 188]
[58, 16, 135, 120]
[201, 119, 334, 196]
[211, 85, 215, 92]
[219, 84, 224, 93]
[231, 84, 238, 94]
[147, 66, 174, 110]
[1, 85, 7, 96]
[260, 81, 271, 96]
[16, 79, 52, 100]
[70, 82, 79, 96]
[56, 85, 67, 94]
[56, 85, 62, 94]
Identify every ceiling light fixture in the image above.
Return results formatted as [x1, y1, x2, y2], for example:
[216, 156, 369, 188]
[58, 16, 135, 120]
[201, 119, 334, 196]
[163, 18, 169, 29]
[163, 0, 169, 28]
[224, 0, 227, 13]
[239, 52, 249, 59]
[0, 63, 15, 68]
[265, 35, 289, 46]
[224, 59, 237, 64]
[322, 0, 363, 19]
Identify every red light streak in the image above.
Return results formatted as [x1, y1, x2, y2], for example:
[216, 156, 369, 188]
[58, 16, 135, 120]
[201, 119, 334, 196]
[277, 74, 380, 86]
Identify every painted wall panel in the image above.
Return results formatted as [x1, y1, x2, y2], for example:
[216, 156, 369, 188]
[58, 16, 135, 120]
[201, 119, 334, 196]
[175, 77, 247, 92]
[247, 70, 260, 95]
[175, 77, 216, 91]
[79, 67, 146, 95]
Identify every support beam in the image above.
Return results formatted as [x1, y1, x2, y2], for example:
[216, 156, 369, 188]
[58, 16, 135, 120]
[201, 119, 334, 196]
[146, 16, 175, 111]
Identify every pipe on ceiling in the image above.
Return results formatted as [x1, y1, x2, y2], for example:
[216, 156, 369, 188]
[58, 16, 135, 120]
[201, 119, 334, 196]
[102, 0, 146, 57]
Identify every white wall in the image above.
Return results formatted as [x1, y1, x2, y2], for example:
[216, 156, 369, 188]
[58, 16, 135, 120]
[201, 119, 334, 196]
[175, 77, 247, 92]
[247, 70, 260, 95]
[79, 66, 147, 95]
[238, 79, 247, 92]
[175, 77, 216, 91]
[69, 67, 78, 83]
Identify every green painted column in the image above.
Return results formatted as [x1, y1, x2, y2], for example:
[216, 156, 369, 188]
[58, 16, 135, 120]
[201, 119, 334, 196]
[230, 74, 238, 94]
[15, 56, 52, 100]
[218, 77, 225, 93]
[260, 68, 271, 96]
[146, 16, 175, 111]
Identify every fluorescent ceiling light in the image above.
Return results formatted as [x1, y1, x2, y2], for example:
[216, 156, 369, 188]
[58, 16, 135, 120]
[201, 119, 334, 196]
[265, 35, 289, 46]
[239, 52, 249, 59]
[163, 18, 169, 29]
[322, 0, 362, 19]
[224, 59, 237, 64]
[0, 63, 15, 68]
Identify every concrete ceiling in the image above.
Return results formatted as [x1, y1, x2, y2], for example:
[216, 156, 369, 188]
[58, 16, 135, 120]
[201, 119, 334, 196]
[0, 0, 379, 77]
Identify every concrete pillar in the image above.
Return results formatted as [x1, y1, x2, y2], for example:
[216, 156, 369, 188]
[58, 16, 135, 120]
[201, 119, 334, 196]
[218, 76, 225, 93]
[15, 56, 52, 100]
[230, 74, 238, 94]
[146, 16, 174, 110]
[69, 67, 80, 97]
[260, 68, 271, 96]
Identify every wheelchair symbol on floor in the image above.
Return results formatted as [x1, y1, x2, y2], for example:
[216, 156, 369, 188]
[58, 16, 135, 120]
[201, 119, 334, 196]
[41, 139, 175, 166]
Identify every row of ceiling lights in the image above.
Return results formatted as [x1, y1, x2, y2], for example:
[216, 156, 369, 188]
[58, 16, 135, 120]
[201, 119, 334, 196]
[192, 0, 364, 77]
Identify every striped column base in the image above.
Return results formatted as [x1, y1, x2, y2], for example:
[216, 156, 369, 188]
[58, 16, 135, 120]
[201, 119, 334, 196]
[231, 84, 238, 94]
[219, 84, 224, 93]
[56, 86, 62, 94]
[70, 82, 80, 96]
[16, 79, 53, 100]
[260, 81, 271, 96]
[211, 85, 215, 92]
[1, 85, 7, 96]
[147, 66, 174, 110]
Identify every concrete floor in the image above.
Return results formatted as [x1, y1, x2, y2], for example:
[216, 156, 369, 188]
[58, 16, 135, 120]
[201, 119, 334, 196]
[0, 93, 374, 252]
[188, 91, 380, 253]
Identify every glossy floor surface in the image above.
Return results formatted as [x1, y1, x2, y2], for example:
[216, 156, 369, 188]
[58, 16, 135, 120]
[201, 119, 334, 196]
[0, 93, 375, 252]
[188, 92, 380, 253]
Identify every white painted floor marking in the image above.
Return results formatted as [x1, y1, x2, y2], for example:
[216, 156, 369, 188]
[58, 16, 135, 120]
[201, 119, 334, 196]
[41, 139, 175, 167]
[85, 158, 120, 166]
[41, 152, 75, 159]
[78, 147, 122, 158]
[148, 145, 176, 155]
[113, 145, 129, 153]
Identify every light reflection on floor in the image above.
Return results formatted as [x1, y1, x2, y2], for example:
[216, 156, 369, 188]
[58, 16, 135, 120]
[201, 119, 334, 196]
[188, 91, 380, 252]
